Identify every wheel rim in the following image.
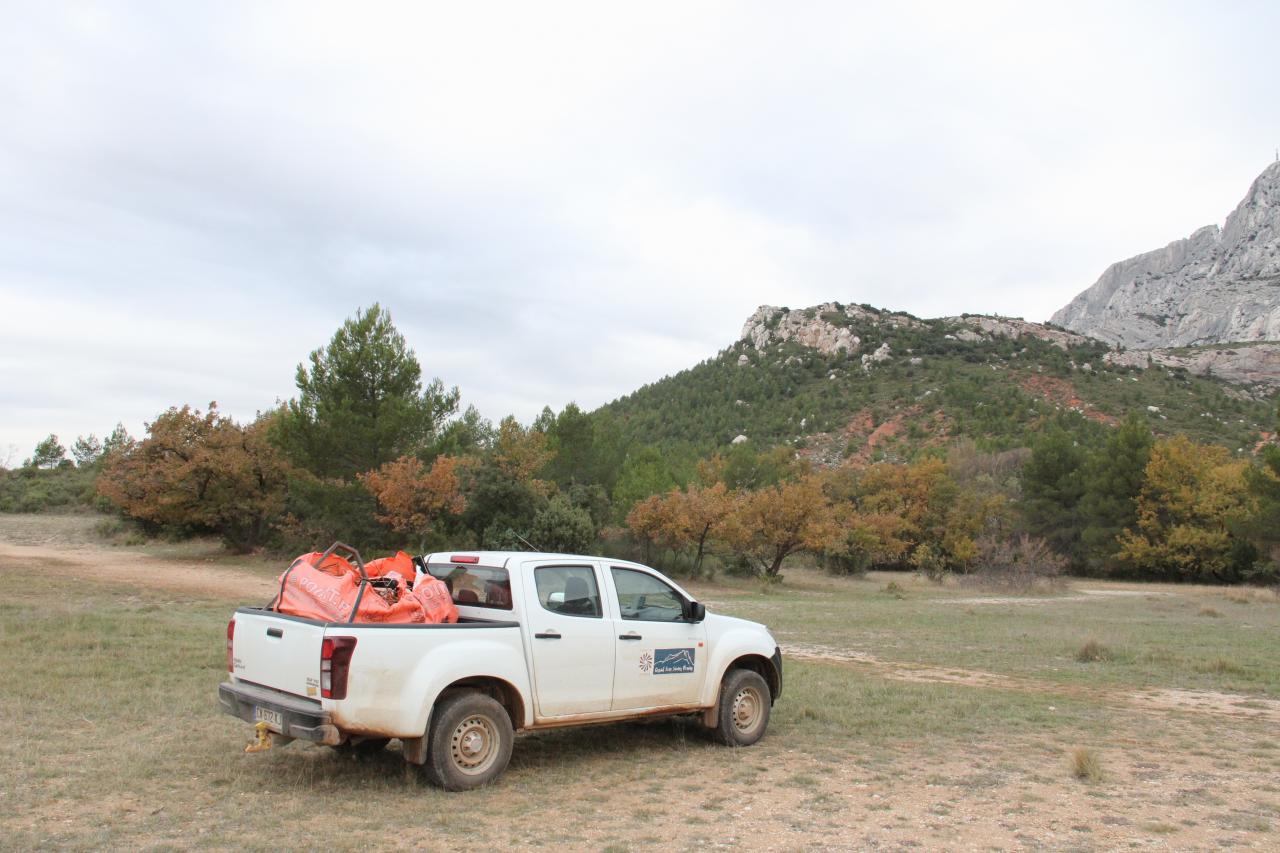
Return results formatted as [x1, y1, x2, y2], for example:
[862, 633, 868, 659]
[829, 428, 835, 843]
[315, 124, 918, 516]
[731, 685, 763, 733]
[449, 714, 500, 775]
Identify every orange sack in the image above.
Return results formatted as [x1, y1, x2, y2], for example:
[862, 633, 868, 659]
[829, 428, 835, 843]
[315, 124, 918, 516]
[272, 550, 457, 625]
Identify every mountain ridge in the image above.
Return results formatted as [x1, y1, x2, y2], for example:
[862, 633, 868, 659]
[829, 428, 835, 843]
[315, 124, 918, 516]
[1051, 161, 1280, 348]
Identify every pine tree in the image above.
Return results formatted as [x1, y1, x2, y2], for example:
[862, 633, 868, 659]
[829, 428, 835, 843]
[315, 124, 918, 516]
[1021, 423, 1087, 565]
[1079, 412, 1153, 573]
[272, 305, 459, 478]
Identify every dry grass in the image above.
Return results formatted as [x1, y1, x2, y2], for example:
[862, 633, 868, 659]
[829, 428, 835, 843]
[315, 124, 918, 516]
[1199, 606, 1223, 618]
[1075, 640, 1114, 663]
[1198, 658, 1247, 676]
[1070, 747, 1104, 782]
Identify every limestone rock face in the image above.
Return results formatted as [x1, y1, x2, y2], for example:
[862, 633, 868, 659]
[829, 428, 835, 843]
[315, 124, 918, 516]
[944, 316, 1092, 351]
[1051, 162, 1280, 348]
[738, 302, 929, 356]
[740, 304, 860, 355]
[1105, 343, 1280, 392]
[861, 342, 892, 371]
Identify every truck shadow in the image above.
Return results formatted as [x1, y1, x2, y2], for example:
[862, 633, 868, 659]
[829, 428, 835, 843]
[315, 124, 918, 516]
[308, 716, 714, 779]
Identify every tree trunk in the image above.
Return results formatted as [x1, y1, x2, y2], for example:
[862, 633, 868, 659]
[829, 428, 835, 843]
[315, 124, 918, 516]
[695, 525, 711, 572]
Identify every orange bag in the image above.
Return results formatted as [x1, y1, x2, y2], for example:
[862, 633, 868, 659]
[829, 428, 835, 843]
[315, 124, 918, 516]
[272, 550, 457, 625]
[272, 555, 364, 623]
[365, 551, 414, 581]
[409, 575, 458, 624]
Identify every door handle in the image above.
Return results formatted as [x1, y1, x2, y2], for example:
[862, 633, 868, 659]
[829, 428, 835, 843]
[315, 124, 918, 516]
[267, 627, 283, 638]
[618, 632, 643, 641]
[534, 631, 562, 640]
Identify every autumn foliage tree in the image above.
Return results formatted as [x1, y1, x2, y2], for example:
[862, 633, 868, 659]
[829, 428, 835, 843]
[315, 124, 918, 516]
[1116, 435, 1256, 582]
[722, 475, 841, 578]
[626, 482, 735, 570]
[358, 455, 466, 551]
[98, 405, 291, 552]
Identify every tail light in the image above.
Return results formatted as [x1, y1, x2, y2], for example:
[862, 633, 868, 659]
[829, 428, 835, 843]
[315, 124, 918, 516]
[320, 636, 357, 700]
[226, 619, 235, 672]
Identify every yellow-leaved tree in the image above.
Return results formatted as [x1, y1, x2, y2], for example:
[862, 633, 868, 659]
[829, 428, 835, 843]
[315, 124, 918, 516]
[1116, 435, 1256, 582]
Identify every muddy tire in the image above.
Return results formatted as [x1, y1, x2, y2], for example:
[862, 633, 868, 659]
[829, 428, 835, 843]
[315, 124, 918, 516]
[424, 692, 514, 791]
[331, 737, 390, 758]
[712, 668, 771, 746]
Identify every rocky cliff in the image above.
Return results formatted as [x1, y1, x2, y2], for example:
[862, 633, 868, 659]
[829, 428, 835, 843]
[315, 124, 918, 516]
[740, 303, 1088, 355]
[1051, 161, 1280, 348]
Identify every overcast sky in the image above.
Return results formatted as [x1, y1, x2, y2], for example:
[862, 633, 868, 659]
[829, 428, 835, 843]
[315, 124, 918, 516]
[3, 1, 1279, 461]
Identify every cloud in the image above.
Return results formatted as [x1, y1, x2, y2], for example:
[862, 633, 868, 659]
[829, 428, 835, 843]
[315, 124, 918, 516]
[2, 1, 1279, 455]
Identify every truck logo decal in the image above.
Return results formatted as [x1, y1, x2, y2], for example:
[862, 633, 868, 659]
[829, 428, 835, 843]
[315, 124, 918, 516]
[638, 652, 653, 673]
[652, 647, 696, 674]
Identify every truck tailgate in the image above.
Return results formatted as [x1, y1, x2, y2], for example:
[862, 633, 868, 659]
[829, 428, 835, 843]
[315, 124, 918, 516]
[231, 609, 326, 699]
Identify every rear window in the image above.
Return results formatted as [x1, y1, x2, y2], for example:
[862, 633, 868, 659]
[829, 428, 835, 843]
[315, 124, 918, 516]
[426, 563, 512, 610]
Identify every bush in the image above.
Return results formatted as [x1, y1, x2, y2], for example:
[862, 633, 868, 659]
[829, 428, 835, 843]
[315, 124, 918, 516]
[910, 543, 948, 582]
[1075, 639, 1113, 663]
[1069, 747, 1103, 782]
[965, 534, 1066, 591]
[273, 476, 393, 556]
[0, 466, 97, 513]
[529, 494, 595, 555]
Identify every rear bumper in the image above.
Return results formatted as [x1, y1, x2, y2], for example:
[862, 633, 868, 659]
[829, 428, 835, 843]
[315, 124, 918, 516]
[218, 681, 342, 745]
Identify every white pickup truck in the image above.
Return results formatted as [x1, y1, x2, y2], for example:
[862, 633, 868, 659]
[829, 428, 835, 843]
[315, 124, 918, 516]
[219, 550, 782, 790]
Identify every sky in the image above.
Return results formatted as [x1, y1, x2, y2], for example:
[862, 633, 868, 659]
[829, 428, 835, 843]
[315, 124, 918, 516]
[3, 1, 1279, 461]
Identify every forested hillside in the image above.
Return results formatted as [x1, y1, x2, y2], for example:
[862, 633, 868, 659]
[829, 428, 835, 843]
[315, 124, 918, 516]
[604, 304, 1275, 460]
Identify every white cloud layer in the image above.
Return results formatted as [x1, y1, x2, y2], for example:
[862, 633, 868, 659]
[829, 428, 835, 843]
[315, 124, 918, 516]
[3, 1, 1279, 458]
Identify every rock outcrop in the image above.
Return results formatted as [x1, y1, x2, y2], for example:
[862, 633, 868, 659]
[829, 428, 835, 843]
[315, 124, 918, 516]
[739, 303, 922, 356]
[1105, 343, 1280, 392]
[1051, 162, 1280, 348]
[945, 316, 1092, 351]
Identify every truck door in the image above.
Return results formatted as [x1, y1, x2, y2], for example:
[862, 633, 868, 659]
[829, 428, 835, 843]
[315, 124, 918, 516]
[606, 566, 707, 711]
[524, 561, 615, 717]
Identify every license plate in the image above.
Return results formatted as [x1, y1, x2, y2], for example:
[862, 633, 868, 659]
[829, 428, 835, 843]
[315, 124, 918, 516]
[253, 706, 283, 729]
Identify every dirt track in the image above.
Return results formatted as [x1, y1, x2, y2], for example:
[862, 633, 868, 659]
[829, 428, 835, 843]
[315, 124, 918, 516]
[0, 542, 278, 600]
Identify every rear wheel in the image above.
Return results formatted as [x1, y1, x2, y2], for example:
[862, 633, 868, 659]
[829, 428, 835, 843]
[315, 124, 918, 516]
[712, 668, 771, 746]
[424, 692, 514, 791]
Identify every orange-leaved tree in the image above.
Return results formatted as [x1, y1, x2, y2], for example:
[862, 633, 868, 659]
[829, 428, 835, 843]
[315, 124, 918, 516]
[98, 404, 291, 552]
[626, 489, 681, 560]
[722, 475, 840, 579]
[626, 482, 736, 571]
[671, 482, 735, 572]
[358, 455, 467, 551]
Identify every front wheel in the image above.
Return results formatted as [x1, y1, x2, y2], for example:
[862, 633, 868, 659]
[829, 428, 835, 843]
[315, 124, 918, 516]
[424, 692, 514, 791]
[712, 668, 771, 746]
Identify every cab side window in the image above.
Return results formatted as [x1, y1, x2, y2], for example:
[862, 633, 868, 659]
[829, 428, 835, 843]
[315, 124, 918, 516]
[534, 566, 602, 618]
[611, 567, 685, 622]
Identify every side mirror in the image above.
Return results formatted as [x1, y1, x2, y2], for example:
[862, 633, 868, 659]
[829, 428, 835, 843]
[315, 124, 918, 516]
[684, 599, 706, 623]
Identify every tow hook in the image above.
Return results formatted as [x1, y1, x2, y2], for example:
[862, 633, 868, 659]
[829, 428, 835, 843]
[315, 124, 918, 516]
[245, 721, 274, 753]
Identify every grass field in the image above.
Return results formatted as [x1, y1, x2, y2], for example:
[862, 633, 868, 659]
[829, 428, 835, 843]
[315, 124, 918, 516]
[3, 514, 1280, 850]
